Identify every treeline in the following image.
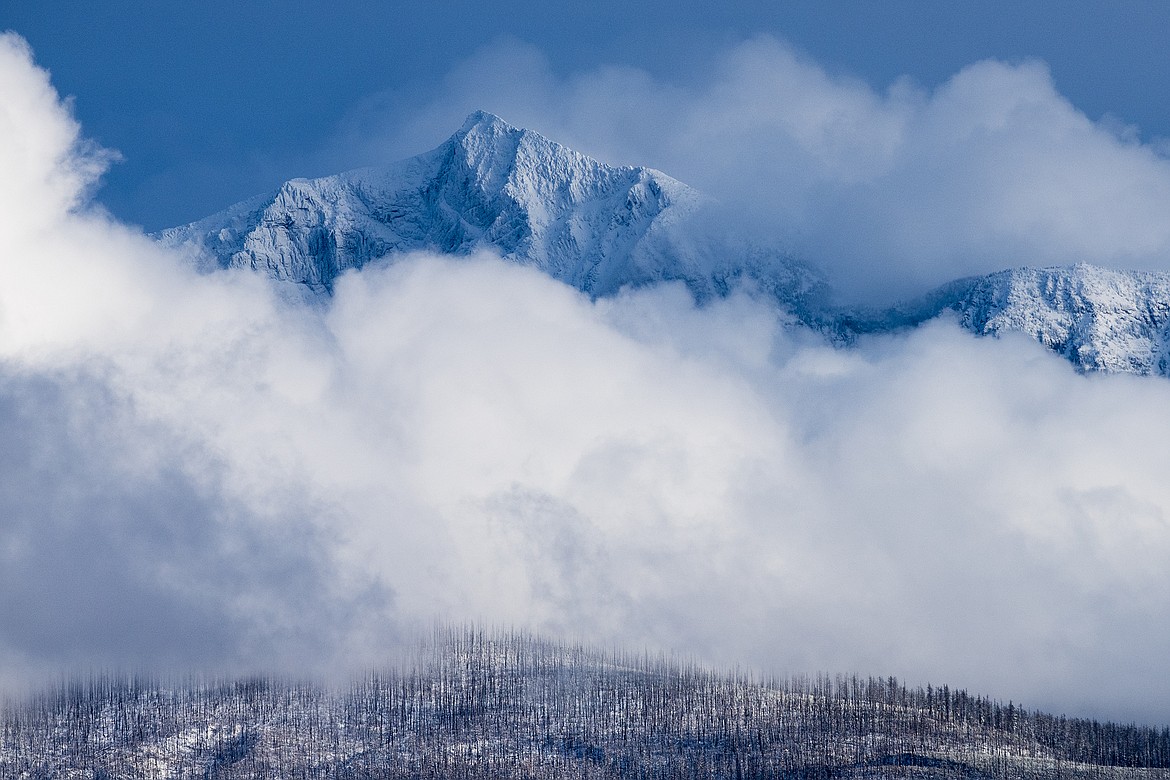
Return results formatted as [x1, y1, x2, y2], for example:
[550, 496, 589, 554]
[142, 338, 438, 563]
[1, 626, 1168, 779]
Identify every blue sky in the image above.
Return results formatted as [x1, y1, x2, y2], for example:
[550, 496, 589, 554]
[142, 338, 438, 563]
[4, 0, 1170, 231]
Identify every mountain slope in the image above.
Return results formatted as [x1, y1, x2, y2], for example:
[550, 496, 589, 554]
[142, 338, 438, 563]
[943, 264, 1170, 375]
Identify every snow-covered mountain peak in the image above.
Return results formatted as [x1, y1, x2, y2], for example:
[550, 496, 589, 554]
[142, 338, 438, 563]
[157, 110, 798, 301]
[457, 108, 506, 134]
[446, 110, 527, 193]
[442, 110, 692, 211]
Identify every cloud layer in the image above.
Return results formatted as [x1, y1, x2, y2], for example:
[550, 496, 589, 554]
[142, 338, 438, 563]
[335, 36, 1170, 303]
[3, 33, 1170, 725]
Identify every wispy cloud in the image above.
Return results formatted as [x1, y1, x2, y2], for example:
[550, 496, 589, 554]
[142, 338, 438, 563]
[334, 36, 1170, 303]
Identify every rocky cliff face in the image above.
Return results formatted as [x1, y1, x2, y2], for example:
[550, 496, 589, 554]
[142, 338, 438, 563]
[159, 112, 1170, 377]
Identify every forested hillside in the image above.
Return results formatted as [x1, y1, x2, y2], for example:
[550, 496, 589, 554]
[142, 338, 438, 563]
[2, 628, 1167, 779]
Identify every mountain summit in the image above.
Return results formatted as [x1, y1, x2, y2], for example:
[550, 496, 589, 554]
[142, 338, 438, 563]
[159, 111, 824, 305]
[160, 112, 1170, 377]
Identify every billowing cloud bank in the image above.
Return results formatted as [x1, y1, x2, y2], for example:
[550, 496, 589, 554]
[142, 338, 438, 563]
[343, 36, 1170, 303]
[3, 33, 1170, 724]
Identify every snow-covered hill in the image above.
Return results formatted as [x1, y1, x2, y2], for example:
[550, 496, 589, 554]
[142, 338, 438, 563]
[159, 112, 1170, 377]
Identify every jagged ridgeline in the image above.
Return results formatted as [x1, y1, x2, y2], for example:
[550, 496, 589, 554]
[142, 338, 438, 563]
[3, 628, 1168, 779]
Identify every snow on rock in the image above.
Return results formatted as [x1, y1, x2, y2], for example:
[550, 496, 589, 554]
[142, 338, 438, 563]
[827, 264, 1170, 376]
[941, 264, 1170, 375]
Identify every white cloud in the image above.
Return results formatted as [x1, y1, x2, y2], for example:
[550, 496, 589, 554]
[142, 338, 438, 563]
[335, 35, 1170, 303]
[3, 33, 1170, 725]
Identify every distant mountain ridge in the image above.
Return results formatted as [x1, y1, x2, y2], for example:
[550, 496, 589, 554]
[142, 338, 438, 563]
[824, 264, 1170, 375]
[159, 112, 1170, 377]
[947, 265, 1170, 375]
